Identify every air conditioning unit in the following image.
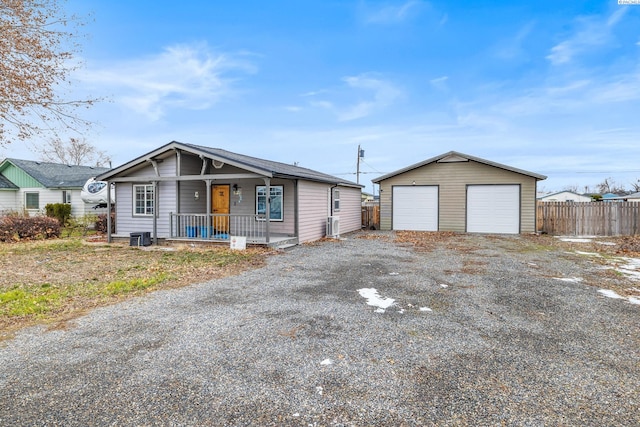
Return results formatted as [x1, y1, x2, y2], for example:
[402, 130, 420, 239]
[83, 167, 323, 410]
[327, 215, 340, 238]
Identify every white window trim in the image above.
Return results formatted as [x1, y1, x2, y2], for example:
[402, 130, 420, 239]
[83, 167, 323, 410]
[256, 185, 284, 222]
[62, 190, 71, 204]
[25, 192, 39, 210]
[133, 184, 155, 216]
[333, 188, 341, 212]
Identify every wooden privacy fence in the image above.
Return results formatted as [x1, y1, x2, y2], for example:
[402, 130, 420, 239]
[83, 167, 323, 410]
[537, 202, 640, 236]
[362, 203, 380, 229]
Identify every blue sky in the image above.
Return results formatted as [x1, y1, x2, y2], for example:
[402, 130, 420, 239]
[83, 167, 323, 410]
[2, 0, 640, 194]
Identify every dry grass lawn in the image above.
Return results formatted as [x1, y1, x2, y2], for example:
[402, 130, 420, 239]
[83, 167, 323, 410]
[0, 236, 272, 339]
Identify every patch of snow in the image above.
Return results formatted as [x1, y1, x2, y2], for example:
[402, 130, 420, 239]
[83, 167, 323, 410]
[419, 307, 432, 312]
[629, 297, 640, 305]
[598, 289, 625, 299]
[358, 288, 395, 312]
[439, 284, 448, 288]
[575, 251, 601, 257]
[316, 386, 323, 396]
[554, 277, 583, 283]
[558, 237, 593, 243]
[292, 413, 300, 417]
[595, 241, 617, 246]
[397, 309, 405, 314]
[618, 258, 640, 281]
[389, 272, 399, 276]
[320, 359, 333, 366]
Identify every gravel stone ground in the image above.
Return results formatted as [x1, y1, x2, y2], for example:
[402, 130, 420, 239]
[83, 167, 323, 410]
[1, 231, 638, 426]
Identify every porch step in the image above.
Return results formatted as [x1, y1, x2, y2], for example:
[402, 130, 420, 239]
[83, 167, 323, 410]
[269, 237, 299, 249]
[274, 243, 297, 251]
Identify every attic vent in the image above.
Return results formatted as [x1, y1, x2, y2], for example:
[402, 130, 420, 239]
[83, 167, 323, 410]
[212, 160, 224, 169]
[437, 154, 468, 163]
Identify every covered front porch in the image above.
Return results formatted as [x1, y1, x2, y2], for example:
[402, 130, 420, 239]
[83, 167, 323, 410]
[167, 213, 298, 247]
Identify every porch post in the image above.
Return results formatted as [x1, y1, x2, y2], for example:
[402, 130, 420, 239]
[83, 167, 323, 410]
[206, 179, 212, 234]
[264, 177, 271, 244]
[106, 180, 112, 243]
[152, 180, 158, 245]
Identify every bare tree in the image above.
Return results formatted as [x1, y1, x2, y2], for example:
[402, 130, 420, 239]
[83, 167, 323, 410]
[0, 0, 96, 145]
[37, 137, 110, 166]
[597, 177, 626, 195]
[630, 179, 640, 193]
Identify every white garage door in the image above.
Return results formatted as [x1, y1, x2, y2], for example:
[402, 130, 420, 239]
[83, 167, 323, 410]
[393, 186, 438, 231]
[467, 185, 520, 234]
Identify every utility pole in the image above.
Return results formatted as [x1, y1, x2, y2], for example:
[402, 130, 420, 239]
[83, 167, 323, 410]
[357, 145, 364, 184]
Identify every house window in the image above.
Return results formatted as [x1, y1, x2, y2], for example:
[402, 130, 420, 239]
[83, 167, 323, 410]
[62, 190, 71, 204]
[25, 192, 39, 210]
[256, 185, 283, 221]
[134, 184, 155, 216]
[333, 189, 340, 212]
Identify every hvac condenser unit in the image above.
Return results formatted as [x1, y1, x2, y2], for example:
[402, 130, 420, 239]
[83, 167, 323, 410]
[327, 216, 340, 238]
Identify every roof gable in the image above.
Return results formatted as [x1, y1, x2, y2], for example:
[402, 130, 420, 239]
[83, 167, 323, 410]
[98, 141, 362, 187]
[0, 174, 18, 190]
[0, 158, 110, 188]
[372, 151, 547, 183]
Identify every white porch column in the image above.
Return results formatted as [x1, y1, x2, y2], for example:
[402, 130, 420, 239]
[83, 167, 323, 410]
[263, 177, 271, 244]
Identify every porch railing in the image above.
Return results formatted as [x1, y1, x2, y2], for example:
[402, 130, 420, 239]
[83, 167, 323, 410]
[170, 213, 266, 241]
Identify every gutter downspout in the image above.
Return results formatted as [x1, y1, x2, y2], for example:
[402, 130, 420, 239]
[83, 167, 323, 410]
[294, 179, 299, 242]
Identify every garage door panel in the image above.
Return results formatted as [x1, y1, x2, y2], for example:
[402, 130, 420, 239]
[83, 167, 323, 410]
[393, 186, 438, 231]
[467, 185, 519, 234]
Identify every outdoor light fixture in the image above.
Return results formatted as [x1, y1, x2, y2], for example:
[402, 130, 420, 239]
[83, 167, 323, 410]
[233, 184, 242, 195]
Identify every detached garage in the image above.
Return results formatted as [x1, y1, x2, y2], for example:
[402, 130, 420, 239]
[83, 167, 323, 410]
[372, 151, 546, 234]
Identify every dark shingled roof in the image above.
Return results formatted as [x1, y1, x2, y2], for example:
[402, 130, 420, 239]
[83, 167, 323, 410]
[3, 158, 111, 188]
[0, 174, 18, 189]
[98, 141, 362, 188]
[181, 143, 360, 186]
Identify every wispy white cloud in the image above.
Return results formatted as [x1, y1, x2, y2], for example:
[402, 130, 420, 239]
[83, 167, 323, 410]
[360, 0, 424, 24]
[547, 8, 628, 65]
[429, 75, 448, 90]
[80, 43, 256, 121]
[494, 21, 536, 60]
[338, 74, 403, 121]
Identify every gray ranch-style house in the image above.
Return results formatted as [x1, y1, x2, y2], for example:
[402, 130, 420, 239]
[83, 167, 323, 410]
[372, 151, 546, 234]
[97, 141, 363, 247]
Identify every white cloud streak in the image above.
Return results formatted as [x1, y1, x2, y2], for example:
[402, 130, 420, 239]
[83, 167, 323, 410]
[547, 8, 628, 65]
[361, 0, 424, 24]
[80, 43, 256, 121]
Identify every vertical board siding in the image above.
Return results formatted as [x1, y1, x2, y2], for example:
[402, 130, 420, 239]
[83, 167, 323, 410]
[537, 202, 640, 236]
[378, 160, 538, 233]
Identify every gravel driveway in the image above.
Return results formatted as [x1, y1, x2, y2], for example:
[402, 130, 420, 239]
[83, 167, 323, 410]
[1, 232, 638, 426]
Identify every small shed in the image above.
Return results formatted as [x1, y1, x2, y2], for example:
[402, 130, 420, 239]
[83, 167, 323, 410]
[372, 151, 546, 234]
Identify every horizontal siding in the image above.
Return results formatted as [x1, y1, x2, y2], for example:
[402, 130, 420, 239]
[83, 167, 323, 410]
[378, 160, 538, 233]
[0, 191, 17, 213]
[298, 181, 330, 243]
[335, 186, 362, 235]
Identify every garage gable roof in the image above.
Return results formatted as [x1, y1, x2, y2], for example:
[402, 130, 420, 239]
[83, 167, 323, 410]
[98, 141, 363, 188]
[372, 151, 547, 183]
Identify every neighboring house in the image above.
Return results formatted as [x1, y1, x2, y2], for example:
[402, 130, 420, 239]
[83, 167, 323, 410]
[0, 158, 110, 216]
[372, 151, 546, 234]
[96, 141, 363, 247]
[601, 192, 621, 202]
[608, 192, 640, 202]
[538, 191, 592, 203]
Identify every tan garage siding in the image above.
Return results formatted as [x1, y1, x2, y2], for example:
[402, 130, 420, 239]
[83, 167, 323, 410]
[377, 157, 541, 233]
